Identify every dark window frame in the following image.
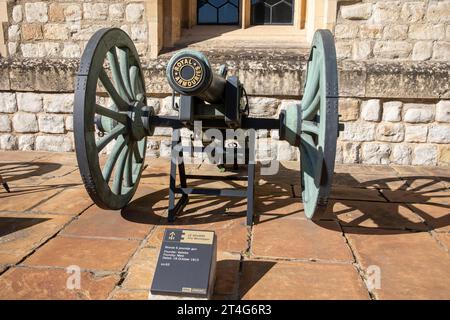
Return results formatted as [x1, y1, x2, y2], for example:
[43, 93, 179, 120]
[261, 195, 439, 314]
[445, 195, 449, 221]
[251, 0, 295, 25]
[197, 0, 240, 25]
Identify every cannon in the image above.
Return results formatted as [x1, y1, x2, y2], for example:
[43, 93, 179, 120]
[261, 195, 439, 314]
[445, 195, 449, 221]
[74, 28, 339, 225]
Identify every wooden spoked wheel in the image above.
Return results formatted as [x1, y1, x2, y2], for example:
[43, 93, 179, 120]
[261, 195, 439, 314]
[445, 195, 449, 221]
[74, 28, 150, 210]
[299, 30, 339, 219]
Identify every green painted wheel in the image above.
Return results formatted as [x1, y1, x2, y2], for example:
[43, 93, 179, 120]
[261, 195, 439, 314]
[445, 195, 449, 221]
[299, 30, 339, 219]
[74, 28, 149, 210]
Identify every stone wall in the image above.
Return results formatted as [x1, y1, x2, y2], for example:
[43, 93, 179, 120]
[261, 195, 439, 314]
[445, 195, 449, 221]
[335, 0, 450, 61]
[4, 0, 149, 59]
[1, 90, 449, 166]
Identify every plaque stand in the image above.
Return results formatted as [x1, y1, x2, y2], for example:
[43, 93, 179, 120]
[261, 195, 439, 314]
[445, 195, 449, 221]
[150, 229, 217, 300]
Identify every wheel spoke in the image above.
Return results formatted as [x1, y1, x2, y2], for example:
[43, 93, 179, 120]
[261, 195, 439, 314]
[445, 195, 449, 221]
[112, 143, 130, 194]
[300, 133, 323, 186]
[301, 52, 321, 111]
[96, 104, 128, 125]
[124, 141, 134, 187]
[102, 135, 127, 183]
[99, 68, 129, 111]
[133, 142, 143, 163]
[302, 120, 319, 136]
[107, 49, 132, 102]
[302, 89, 320, 120]
[136, 80, 145, 103]
[117, 47, 134, 100]
[96, 125, 126, 153]
[129, 65, 139, 99]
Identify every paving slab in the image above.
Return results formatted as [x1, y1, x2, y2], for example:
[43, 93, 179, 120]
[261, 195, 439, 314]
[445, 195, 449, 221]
[0, 213, 72, 265]
[0, 267, 118, 300]
[381, 189, 450, 205]
[407, 203, 450, 232]
[294, 185, 386, 202]
[31, 186, 93, 215]
[109, 289, 149, 300]
[345, 229, 450, 299]
[328, 200, 428, 231]
[333, 173, 408, 190]
[23, 235, 139, 272]
[61, 206, 156, 240]
[0, 185, 63, 212]
[239, 260, 370, 300]
[0, 151, 47, 163]
[252, 215, 353, 262]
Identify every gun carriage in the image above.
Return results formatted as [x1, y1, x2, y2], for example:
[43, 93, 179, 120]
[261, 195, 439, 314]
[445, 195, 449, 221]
[74, 28, 340, 225]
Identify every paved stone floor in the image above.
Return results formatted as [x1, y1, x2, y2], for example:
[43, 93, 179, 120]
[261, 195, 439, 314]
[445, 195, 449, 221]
[0, 151, 449, 300]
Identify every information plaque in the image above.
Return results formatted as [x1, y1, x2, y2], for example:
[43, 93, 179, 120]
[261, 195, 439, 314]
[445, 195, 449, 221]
[150, 229, 217, 299]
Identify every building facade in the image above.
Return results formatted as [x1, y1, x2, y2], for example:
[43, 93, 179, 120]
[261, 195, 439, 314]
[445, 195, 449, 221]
[0, 0, 449, 166]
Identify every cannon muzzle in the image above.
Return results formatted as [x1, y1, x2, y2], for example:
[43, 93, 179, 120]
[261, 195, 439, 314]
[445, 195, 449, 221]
[166, 50, 226, 104]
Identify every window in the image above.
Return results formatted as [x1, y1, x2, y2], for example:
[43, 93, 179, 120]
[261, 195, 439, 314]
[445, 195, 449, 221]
[197, 0, 240, 25]
[251, 0, 294, 25]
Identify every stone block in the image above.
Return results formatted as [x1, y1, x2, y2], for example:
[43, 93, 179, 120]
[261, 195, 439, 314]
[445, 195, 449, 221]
[17, 92, 43, 112]
[43, 94, 74, 113]
[373, 41, 412, 59]
[383, 25, 408, 41]
[412, 41, 433, 61]
[436, 101, 450, 123]
[371, 2, 401, 24]
[83, 3, 108, 20]
[21, 24, 43, 41]
[25, 2, 48, 23]
[428, 125, 450, 144]
[109, 3, 125, 20]
[342, 121, 376, 142]
[35, 135, 73, 152]
[38, 114, 65, 134]
[362, 143, 391, 165]
[400, 2, 425, 23]
[382, 101, 402, 122]
[405, 125, 428, 143]
[12, 5, 23, 23]
[339, 98, 360, 121]
[342, 142, 361, 164]
[12, 112, 38, 133]
[0, 135, 18, 150]
[43, 24, 69, 40]
[64, 4, 82, 22]
[376, 123, 405, 142]
[404, 103, 434, 123]
[426, 2, 450, 23]
[361, 99, 381, 122]
[18, 134, 35, 151]
[48, 3, 64, 22]
[0, 114, 11, 132]
[412, 144, 437, 166]
[341, 3, 372, 20]
[432, 42, 450, 61]
[126, 3, 145, 22]
[392, 144, 412, 165]
[409, 24, 445, 40]
[0, 93, 17, 113]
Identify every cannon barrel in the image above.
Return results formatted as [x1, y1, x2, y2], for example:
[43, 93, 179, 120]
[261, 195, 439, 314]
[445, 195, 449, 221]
[166, 50, 226, 104]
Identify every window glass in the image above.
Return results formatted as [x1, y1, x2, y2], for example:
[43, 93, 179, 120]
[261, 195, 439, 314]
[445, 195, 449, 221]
[251, 0, 294, 25]
[198, 0, 240, 25]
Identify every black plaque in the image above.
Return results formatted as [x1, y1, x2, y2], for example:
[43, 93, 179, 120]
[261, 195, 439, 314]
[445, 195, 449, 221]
[150, 229, 217, 299]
